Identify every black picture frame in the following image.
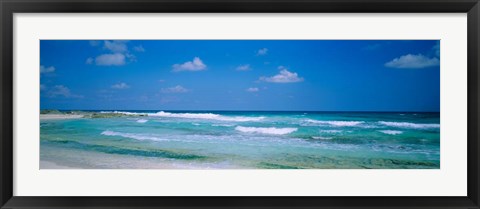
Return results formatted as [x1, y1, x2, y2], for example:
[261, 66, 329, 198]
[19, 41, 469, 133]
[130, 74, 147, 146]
[1, 0, 479, 208]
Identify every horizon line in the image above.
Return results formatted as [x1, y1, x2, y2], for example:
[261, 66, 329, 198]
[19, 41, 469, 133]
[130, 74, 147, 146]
[41, 109, 441, 113]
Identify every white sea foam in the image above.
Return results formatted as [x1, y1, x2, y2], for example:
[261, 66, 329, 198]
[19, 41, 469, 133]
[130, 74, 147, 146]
[101, 130, 164, 141]
[136, 119, 148, 123]
[378, 130, 403, 135]
[319, 130, 343, 133]
[379, 121, 440, 129]
[148, 111, 264, 122]
[235, 126, 297, 135]
[312, 136, 333, 140]
[305, 119, 364, 127]
[99, 111, 264, 122]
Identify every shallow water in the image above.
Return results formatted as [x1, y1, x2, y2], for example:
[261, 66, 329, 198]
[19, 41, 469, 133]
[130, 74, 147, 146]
[40, 111, 440, 169]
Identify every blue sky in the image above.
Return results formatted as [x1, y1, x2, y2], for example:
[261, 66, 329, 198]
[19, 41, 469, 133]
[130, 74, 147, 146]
[40, 40, 440, 112]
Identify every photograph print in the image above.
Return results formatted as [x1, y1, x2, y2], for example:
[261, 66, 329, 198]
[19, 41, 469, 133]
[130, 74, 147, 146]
[40, 40, 440, 169]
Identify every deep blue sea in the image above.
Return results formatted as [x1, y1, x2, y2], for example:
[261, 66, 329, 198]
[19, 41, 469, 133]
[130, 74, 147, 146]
[40, 111, 440, 169]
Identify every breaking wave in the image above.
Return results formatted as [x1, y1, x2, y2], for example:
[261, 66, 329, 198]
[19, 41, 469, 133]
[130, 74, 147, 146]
[378, 130, 403, 135]
[136, 119, 148, 123]
[148, 111, 265, 122]
[99, 111, 265, 122]
[379, 121, 439, 129]
[235, 126, 297, 135]
[305, 119, 364, 127]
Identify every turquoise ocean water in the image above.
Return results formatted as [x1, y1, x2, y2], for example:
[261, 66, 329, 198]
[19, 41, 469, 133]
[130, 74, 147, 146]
[40, 111, 440, 169]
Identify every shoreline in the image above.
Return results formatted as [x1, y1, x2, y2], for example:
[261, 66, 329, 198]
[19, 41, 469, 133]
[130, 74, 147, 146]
[40, 114, 84, 120]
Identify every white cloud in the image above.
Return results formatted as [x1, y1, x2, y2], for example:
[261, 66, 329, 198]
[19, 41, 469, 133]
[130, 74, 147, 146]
[124, 53, 136, 62]
[85, 57, 94, 64]
[111, 82, 130, 89]
[385, 54, 439, 69]
[246, 87, 259, 92]
[161, 85, 189, 93]
[104, 40, 128, 53]
[260, 66, 304, 83]
[46, 85, 83, 98]
[236, 64, 251, 71]
[257, 48, 268, 56]
[40, 65, 55, 74]
[88, 40, 139, 66]
[95, 53, 126, 66]
[133, 45, 145, 52]
[172, 57, 206, 72]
